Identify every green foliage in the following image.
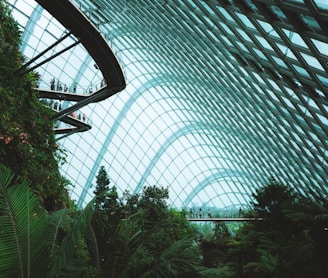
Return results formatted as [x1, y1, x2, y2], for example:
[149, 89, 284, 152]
[251, 176, 296, 221]
[93, 165, 110, 210]
[89, 168, 218, 277]
[101, 211, 201, 278]
[0, 0, 69, 210]
[243, 249, 279, 275]
[0, 0, 21, 79]
[48, 202, 96, 277]
[0, 165, 94, 277]
[195, 221, 232, 269]
[0, 164, 51, 277]
[196, 265, 236, 278]
[224, 177, 328, 278]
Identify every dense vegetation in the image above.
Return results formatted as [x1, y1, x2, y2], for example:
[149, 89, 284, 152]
[1, 1, 327, 277]
[2, 162, 328, 277]
[200, 177, 328, 277]
[0, 0, 69, 211]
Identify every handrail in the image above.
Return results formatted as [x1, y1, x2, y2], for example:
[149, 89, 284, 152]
[187, 217, 263, 222]
[35, 0, 126, 92]
[33, 0, 126, 138]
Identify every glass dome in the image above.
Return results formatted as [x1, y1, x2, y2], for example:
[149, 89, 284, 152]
[8, 0, 328, 210]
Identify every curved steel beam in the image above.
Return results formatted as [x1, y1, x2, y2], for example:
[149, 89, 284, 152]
[35, 0, 125, 92]
[182, 170, 255, 208]
[33, 0, 126, 138]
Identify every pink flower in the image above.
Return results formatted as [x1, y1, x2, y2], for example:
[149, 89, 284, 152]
[5, 137, 12, 144]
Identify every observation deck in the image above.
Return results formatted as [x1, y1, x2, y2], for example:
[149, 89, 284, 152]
[28, 0, 126, 139]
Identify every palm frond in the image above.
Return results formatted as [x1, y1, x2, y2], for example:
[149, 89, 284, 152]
[48, 198, 96, 277]
[196, 264, 236, 278]
[243, 249, 279, 274]
[0, 165, 50, 277]
[46, 207, 76, 275]
[108, 213, 144, 277]
[314, 213, 328, 220]
[85, 222, 100, 271]
[137, 238, 200, 278]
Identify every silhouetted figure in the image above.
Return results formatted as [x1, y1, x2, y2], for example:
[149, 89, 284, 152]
[199, 208, 203, 218]
[208, 209, 211, 218]
[50, 78, 55, 90]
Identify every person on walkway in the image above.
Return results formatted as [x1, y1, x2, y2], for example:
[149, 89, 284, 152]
[50, 78, 55, 90]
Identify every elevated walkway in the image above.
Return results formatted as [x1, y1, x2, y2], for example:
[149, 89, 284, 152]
[54, 113, 91, 139]
[35, 0, 125, 90]
[37, 86, 113, 121]
[187, 217, 262, 222]
[38, 89, 92, 102]
[32, 0, 126, 139]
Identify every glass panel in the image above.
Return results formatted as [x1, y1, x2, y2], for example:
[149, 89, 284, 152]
[314, 0, 328, 10]
[300, 52, 324, 70]
[275, 43, 297, 60]
[310, 38, 328, 56]
[282, 29, 307, 48]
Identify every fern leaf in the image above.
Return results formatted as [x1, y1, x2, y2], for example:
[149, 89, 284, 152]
[0, 165, 50, 277]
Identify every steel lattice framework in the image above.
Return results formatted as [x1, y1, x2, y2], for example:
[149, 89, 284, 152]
[9, 0, 328, 209]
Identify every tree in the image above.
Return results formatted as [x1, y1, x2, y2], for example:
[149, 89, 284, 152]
[93, 165, 110, 210]
[227, 176, 328, 278]
[251, 176, 297, 224]
[283, 195, 328, 277]
[91, 166, 123, 275]
[89, 182, 235, 277]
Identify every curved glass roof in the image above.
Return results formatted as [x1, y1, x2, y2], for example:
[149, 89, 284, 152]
[9, 0, 328, 209]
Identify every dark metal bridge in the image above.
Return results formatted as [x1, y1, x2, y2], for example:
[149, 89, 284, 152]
[26, 0, 126, 139]
[187, 217, 262, 222]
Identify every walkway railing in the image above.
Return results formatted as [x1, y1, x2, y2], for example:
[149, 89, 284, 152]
[27, 0, 126, 139]
[187, 217, 262, 222]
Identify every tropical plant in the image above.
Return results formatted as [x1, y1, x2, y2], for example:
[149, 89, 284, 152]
[225, 177, 328, 278]
[0, 164, 51, 277]
[0, 0, 69, 211]
[0, 164, 99, 277]
[283, 195, 328, 277]
[48, 202, 97, 278]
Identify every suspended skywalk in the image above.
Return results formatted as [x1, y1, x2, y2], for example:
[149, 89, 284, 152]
[21, 0, 126, 139]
